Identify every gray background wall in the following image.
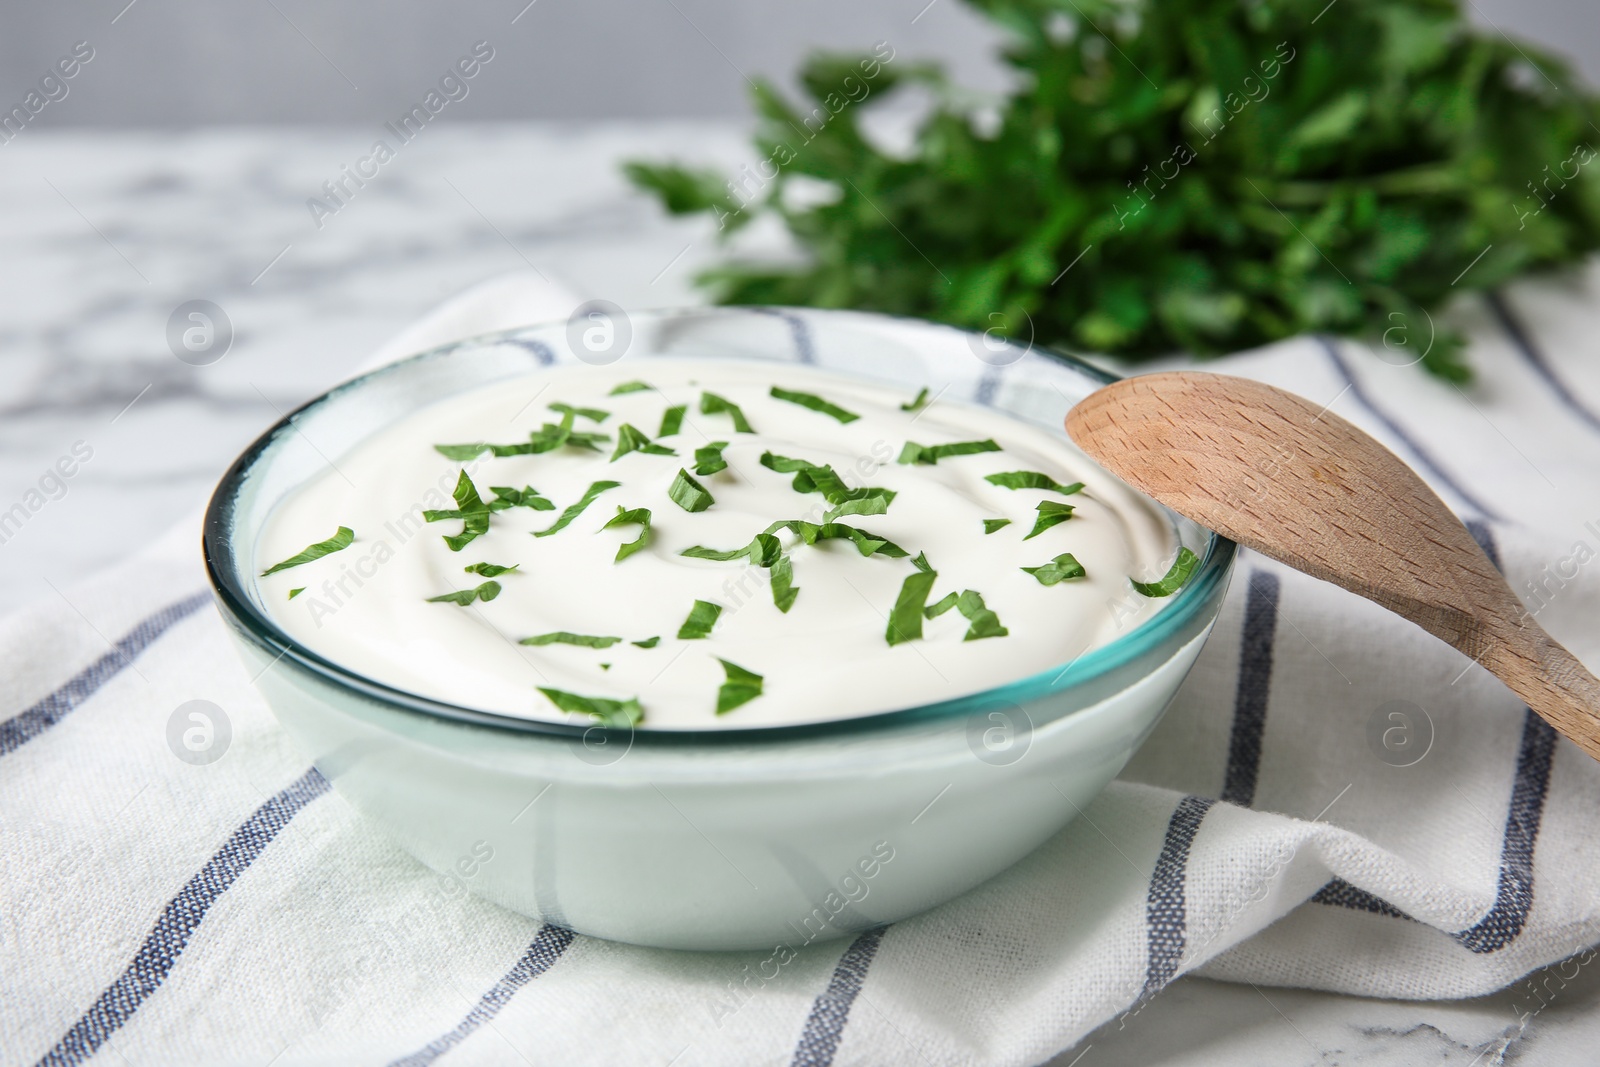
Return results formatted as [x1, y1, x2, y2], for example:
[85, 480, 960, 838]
[0, 0, 1594, 127]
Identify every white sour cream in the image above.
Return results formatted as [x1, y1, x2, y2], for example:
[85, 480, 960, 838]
[255, 360, 1179, 728]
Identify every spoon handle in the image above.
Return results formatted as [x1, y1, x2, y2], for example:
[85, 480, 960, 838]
[1483, 625, 1600, 762]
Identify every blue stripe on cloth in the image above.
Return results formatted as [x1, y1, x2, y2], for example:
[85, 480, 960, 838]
[502, 337, 555, 364]
[1, 590, 211, 758]
[789, 926, 888, 1067]
[1485, 291, 1600, 436]
[1222, 572, 1280, 807]
[1315, 336, 1502, 520]
[1143, 796, 1215, 995]
[34, 767, 332, 1067]
[751, 308, 818, 364]
[1309, 878, 1412, 920]
[386, 924, 577, 1067]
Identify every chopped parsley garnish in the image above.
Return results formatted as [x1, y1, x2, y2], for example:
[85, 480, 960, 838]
[694, 441, 730, 476]
[658, 404, 687, 437]
[426, 581, 501, 605]
[434, 409, 609, 460]
[897, 439, 1001, 465]
[601, 506, 652, 561]
[983, 518, 1012, 535]
[609, 380, 654, 395]
[759, 451, 822, 474]
[537, 687, 643, 728]
[682, 532, 781, 566]
[824, 496, 890, 521]
[925, 591, 959, 618]
[534, 480, 621, 537]
[770, 386, 860, 424]
[900, 387, 930, 413]
[764, 519, 909, 558]
[887, 565, 939, 645]
[288, 587, 304, 599]
[984, 471, 1085, 495]
[669, 469, 715, 512]
[911, 551, 934, 573]
[1022, 553, 1087, 586]
[759, 451, 896, 511]
[1023, 500, 1076, 540]
[260, 526, 354, 576]
[631, 636, 661, 648]
[700, 391, 755, 433]
[549, 401, 610, 423]
[677, 599, 722, 639]
[611, 423, 677, 462]
[770, 555, 798, 613]
[423, 472, 492, 552]
[715, 658, 764, 714]
[520, 632, 623, 648]
[925, 589, 1008, 640]
[1131, 547, 1201, 597]
[464, 562, 519, 576]
[488, 485, 555, 512]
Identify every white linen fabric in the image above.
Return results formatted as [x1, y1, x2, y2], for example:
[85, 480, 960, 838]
[6, 270, 1600, 1067]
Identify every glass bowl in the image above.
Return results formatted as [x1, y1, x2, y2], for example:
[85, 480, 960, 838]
[203, 306, 1235, 951]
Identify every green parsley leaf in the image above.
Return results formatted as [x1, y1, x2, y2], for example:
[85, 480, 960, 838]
[612, 423, 677, 462]
[770, 554, 798, 613]
[677, 599, 723, 639]
[763, 519, 909, 558]
[910, 551, 934, 573]
[924, 591, 959, 618]
[954, 590, 1008, 641]
[488, 485, 556, 512]
[1131, 547, 1201, 597]
[1023, 500, 1076, 540]
[680, 532, 781, 566]
[900, 387, 930, 413]
[631, 636, 661, 648]
[601, 506, 653, 562]
[260, 526, 355, 576]
[770, 386, 860, 424]
[464, 562, 519, 576]
[288, 587, 304, 599]
[715, 658, 764, 714]
[435, 409, 609, 460]
[537, 687, 643, 728]
[984, 471, 1086, 495]
[758, 451, 822, 474]
[1021, 553, 1087, 586]
[423, 472, 493, 552]
[983, 518, 1012, 535]
[669, 469, 715, 512]
[761, 451, 897, 511]
[534, 480, 622, 537]
[897, 439, 1002, 465]
[549, 402, 610, 423]
[520, 632, 624, 648]
[887, 567, 939, 645]
[824, 496, 890, 521]
[600, 663, 612, 671]
[426, 581, 501, 605]
[609, 380, 654, 395]
[700, 391, 755, 433]
[658, 404, 687, 437]
[694, 441, 730, 476]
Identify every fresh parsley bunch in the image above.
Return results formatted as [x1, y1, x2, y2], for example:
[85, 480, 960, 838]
[626, 0, 1600, 379]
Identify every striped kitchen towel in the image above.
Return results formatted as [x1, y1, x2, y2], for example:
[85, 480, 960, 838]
[6, 269, 1600, 1067]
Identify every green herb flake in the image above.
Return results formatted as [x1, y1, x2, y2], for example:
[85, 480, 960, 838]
[426, 581, 502, 605]
[423, 472, 493, 552]
[924, 591, 960, 618]
[700, 391, 755, 433]
[1131, 547, 1201, 597]
[715, 658, 764, 714]
[464, 562, 519, 576]
[984, 471, 1086, 495]
[910, 551, 934, 574]
[610, 380, 654, 395]
[1023, 500, 1077, 540]
[887, 567, 939, 645]
[631, 636, 661, 648]
[435, 409, 610, 460]
[677, 599, 723, 640]
[600, 663, 612, 671]
[537, 687, 644, 728]
[770, 554, 798, 613]
[668, 469, 715, 512]
[900, 387, 930, 413]
[770, 386, 860, 424]
[534, 480, 622, 537]
[983, 518, 1012, 535]
[1022, 553, 1087, 586]
[694, 440, 730, 476]
[488, 485, 556, 512]
[759, 451, 822, 474]
[897, 439, 1002, 465]
[520, 632, 624, 648]
[658, 404, 687, 437]
[549, 402, 610, 423]
[261, 526, 355, 576]
[611, 423, 677, 462]
[954, 590, 1008, 641]
[288, 587, 305, 600]
[601, 506, 653, 562]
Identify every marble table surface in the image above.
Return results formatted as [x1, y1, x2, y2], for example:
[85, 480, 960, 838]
[3, 123, 1595, 1066]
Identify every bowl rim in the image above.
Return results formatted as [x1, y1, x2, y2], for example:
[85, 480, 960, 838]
[203, 305, 1236, 746]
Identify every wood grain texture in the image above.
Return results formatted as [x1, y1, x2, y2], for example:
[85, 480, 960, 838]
[1066, 371, 1600, 761]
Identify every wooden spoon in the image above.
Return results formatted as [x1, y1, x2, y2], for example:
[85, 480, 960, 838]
[1065, 370, 1600, 761]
